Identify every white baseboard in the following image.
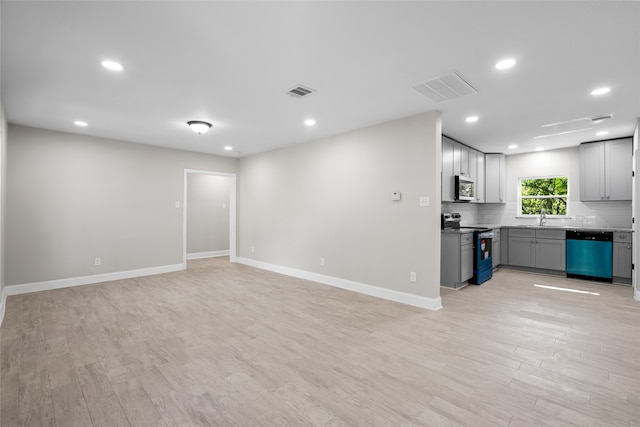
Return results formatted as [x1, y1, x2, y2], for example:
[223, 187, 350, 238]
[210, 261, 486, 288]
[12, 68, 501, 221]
[635, 286, 640, 301]
[236, 257, 442, 311]
[0, 263, 186, 326]
[187, 250, 230, 260]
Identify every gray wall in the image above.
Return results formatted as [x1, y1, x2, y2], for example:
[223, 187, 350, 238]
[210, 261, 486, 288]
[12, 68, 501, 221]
[0, 101, 6, 294]
[187, 174, 230, 254]
[6, 125, 237, 285]
[238, 111, 442, 299]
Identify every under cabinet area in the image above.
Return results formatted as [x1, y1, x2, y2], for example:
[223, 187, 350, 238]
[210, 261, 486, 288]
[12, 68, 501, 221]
[508, 228, 566, 271]
[441, 232, 474, 288]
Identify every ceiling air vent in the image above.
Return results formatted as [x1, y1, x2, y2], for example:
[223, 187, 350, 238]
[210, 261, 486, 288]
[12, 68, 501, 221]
[412, 71, 478, 103]
[591, 114, 613, 124]
[286, 85, 316, 98]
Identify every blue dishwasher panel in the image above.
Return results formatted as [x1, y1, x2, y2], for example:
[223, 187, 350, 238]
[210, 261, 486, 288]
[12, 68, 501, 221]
[566, 239, 612, 279]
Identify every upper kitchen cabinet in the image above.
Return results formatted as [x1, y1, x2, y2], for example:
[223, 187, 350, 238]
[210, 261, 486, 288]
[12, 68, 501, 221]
[579, 138, 632, 201]
[474, 152, 485, 203]
[442, 137, 455, 202]
[442, 136, 485, 203]
[485, 153, 506, 203]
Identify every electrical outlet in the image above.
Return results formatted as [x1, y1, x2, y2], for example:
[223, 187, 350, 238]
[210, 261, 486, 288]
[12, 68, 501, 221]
[251, 246, 255, 253]
[409, 272, 417, 282]
[94, 257, 101, 266]
[320, 258, 325, 266]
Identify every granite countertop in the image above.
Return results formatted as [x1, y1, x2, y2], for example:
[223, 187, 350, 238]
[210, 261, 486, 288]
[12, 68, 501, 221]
[442, 224, 633, 234]
[501, 225, 633, 233]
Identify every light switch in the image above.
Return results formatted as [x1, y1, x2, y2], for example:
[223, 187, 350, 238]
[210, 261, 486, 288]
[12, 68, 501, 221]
[175, 202, 181, 208]
[419, 196, 430, 207]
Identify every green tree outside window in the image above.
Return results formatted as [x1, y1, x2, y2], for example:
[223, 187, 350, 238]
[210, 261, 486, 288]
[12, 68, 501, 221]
[519, 177, 568, 215]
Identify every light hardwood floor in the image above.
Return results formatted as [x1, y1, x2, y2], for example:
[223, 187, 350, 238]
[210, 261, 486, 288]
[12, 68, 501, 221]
[1, 258, 639, 426]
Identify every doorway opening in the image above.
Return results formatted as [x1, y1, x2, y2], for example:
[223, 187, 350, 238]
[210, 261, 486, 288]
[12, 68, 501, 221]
[183, 169, 237, 265]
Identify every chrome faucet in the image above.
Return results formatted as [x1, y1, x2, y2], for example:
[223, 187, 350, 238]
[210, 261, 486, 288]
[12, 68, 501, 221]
[539, 208, 547, 226]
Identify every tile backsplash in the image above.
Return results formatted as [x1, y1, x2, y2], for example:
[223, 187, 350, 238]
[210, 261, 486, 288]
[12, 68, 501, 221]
[442, 201, 632, 228]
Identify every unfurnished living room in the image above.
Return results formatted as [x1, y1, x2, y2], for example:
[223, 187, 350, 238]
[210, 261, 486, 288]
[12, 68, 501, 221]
[0, 2, 639, 427]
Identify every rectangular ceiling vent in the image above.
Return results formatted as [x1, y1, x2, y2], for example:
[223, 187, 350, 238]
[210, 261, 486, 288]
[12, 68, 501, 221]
[412, 71, 478, 103]
[591, 114, 613, 123]
[286, 85, 316, 98]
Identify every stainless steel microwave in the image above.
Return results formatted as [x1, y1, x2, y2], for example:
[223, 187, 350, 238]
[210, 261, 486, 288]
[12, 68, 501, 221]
[455, 175, 475, 201]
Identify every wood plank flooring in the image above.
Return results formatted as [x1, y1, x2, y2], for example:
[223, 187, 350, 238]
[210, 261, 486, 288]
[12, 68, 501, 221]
[1, 258, 639, 426]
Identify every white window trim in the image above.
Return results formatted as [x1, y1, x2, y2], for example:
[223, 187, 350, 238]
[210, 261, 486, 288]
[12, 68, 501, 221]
[517, 175, 570, 218]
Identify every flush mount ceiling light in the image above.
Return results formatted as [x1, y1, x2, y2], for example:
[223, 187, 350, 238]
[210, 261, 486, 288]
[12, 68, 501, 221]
[187, 121, 212, 134]
[495, 58, 516, 70]
[101, 60, 123, 71]
[508, 144, 518, 149]
[535, 147, 545, 152]
[590, 87, 610, 96]
[304, 119, 316, 126]
[224, 146, 233, 151]
[74, 120, 88, 127]
[465, 116, 479, 123]
[596, 131, 609, 136]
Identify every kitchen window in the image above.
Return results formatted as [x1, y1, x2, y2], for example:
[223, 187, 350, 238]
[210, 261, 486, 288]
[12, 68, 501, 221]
[518, 176, 568, 216]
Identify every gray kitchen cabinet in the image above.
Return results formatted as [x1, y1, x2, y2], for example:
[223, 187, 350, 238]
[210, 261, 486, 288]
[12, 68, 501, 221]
[455, 145, 469, 176]
[579, 138, 632, 201]
[535, 237, 566, 271]
[606, 139, 632, 201]
[475, 153, 485, 203]
[485, 153, 506, 203]
[508, 233, 535, 268]
[492, 228, 501, 268]
[442, 137, 483, 202]
[461, 240, 474, 282]
[500, 227, 509, 265]
[613, 232, 632, 281]
[441, 232, 474, 288]
[442, 137, 455, 202]
[507, 228, 565, 271]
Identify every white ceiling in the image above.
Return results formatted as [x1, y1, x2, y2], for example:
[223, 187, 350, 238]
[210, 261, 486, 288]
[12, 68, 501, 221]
[2, 1, 639, 158]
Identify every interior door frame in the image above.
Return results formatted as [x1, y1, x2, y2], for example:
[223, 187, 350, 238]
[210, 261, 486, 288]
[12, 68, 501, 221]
[183, 169, 237, 265]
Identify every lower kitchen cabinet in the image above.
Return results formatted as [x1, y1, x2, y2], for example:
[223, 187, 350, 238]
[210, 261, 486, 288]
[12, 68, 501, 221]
[508, 234, 535, 267]
[507, 228, 566, 271]
[492, 228, 501, 268]
[441, 232, 474, 288]
[613, 232, 632, 282]
[535, 237, 566, 271]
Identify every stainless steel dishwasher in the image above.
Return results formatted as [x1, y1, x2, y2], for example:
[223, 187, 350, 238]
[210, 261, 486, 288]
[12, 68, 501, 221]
[566, 230, 613, 282]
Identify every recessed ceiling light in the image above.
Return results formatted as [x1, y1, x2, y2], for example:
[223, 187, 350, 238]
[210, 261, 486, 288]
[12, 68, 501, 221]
[590, 87, 610, 96]
[535, 147, 545, 152]
[74, 121, 88, 127]
[224, 146, 233, 151]
[465, 116, 479, 123]
[508, 144, 518, 149]
[495, 58, 516, 70]
[304, 119, 316, 126]
[596, 131, 609, 137]
[101, 60, 123, 71]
